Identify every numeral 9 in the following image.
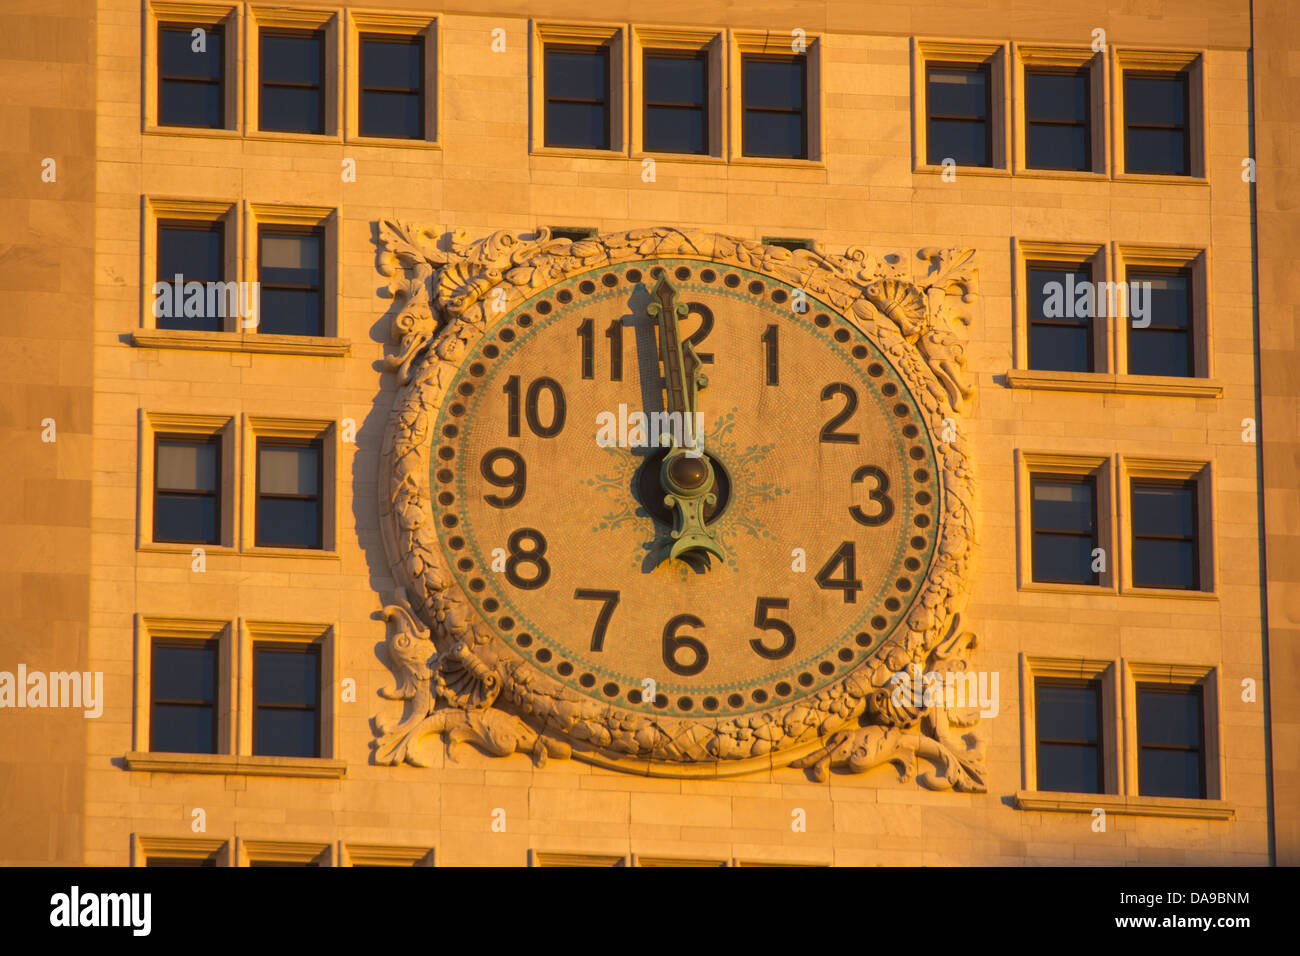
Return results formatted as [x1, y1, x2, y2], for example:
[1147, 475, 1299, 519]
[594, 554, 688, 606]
[480, 448, 526, 508]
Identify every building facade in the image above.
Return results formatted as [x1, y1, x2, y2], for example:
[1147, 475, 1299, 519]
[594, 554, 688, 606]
[2, 0, 1297, 866]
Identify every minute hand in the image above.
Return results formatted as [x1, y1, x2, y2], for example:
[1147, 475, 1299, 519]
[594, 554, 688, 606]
[649, 275, 705, 423]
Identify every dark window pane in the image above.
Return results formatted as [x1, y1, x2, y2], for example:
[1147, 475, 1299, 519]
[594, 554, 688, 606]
[1032, 531, 1096, 583]
[1132, 484, 1196, 537]
[148, 856, 217, 867]
[1125, 127, 1187, 175]
[545, 101, 607, 149]
[255, 648, 318, 707]
[258, 290, 321, 336]
[159, 227, 222, 283]
[257, 497, 320, 548]
[261, 33, 322, 85]
[1133, 538, 1198, 589]
[155, 495, 217, 543]
[153, 643, 216, 702]
[1026, 71, 1087, 122]
[1038, 742, 1101, 794]
[1139, 688, 1201, 748]
[645, 54, 705, 105]
[1140, 748, 1203, 798]
[161, 27, 223, 81]
[1037, 683, 1099, 742]
[254, 707, 318, 758]
[928, 67, 987, 117]
[1030, 325, 1091, 373]
[151, 703, 215, 753]
[259, 445, 319, 496]
[743, 58, 804, 110]
[1032, 480, 1094, 532]
[1125, 74, 1186, 126]
[159, 81, 223, 128]
[1027, 123, 1089, 171]
[360, 90, 422, 139]
[261, 86, 322, 133]
[1028, 267, 1091, 321]
[361, 38, 421, 91]
[1132, 273, 1189, 329]
[1128, 328, 1191, 377]
[927, 118, 987, 167]
[645, 106, 706, 154]
[545, 48, 608, 102]
[744, 110, 805, 159]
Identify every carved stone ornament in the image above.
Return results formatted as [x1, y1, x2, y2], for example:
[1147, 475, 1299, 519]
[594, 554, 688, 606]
[373, 224, 984, 788]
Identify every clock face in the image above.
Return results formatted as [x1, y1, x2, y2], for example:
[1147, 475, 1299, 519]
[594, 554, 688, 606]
[428, 258, 941, 721]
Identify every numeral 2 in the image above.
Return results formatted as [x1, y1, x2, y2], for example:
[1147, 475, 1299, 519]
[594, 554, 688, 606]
[819, 383, 859, 444]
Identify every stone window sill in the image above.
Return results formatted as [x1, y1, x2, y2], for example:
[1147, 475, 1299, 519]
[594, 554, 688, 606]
[1015, 790, 1233, 820]
[124, 752, 345, 778]
[132, 329, 350, 357]
[1004, 369, 1222, 398]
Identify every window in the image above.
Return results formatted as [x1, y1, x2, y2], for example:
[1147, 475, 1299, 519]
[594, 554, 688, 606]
[926, 63, 991, 167]
[150, 639, 218, 754]
[1035, 679, 1104, 794]
[763, 237, 813, 252]
[1124, 71, 1189, 175]
[544, 44, 610, 149]
[157, 221, 225, 332]
[1030, 476, 1098, 585]
[1137, 684, 1206, 798]
[1027, 261, 1094, 372]
[260, 29, 325, 133]
[148, 855, 218, 867]
[360, 35, 423, 139]
[1130, 479, 1199, 590]
[741, 55, 807, 159]
[256, 439, 322, 549]
[549, 226, 597, 242]
[258, 227, 324, 336]
[158, 23, 225, 128]
[154, 435, 220, 544]
[253, 643, 321, 758]
[642, 50, 707, 154]
[1127, 269, 1192, 377]
[1025, 68, 1090, 171]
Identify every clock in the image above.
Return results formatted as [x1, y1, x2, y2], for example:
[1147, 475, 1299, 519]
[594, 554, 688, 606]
[376, 226, 979, 780]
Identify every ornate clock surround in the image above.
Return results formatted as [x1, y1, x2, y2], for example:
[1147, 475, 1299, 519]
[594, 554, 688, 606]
[373, 224, 985, 789]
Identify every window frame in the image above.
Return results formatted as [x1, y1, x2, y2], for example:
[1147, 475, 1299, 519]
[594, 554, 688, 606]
[251, 639, 323, 759]
[1124, 264, 1195, 378]
[542, 41, 612, 151]
[925, 60, 993, 168]
[152, 432, 222, 545]
[1025, 258, 1097, 373]
[1029, 473, 1100, 586]
[157, 20, 227, 130]
[641, 47, 710, 156]
[256, 222, 326, 337]
[258, 26, 327, 135]
[254, 436, 324, 550]
[155, 218, 227, 333]
[1122, 68, 1191, 177]
[358, 32, 425, 140]
[1129, 476, 1200, 591]
[149, 637, 220, 754]
[739, 52, 808, 160]
[1135, 682, 1207, 799]
[1023, 65, 1092, 172]
[1034, 677, 1106, 795]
